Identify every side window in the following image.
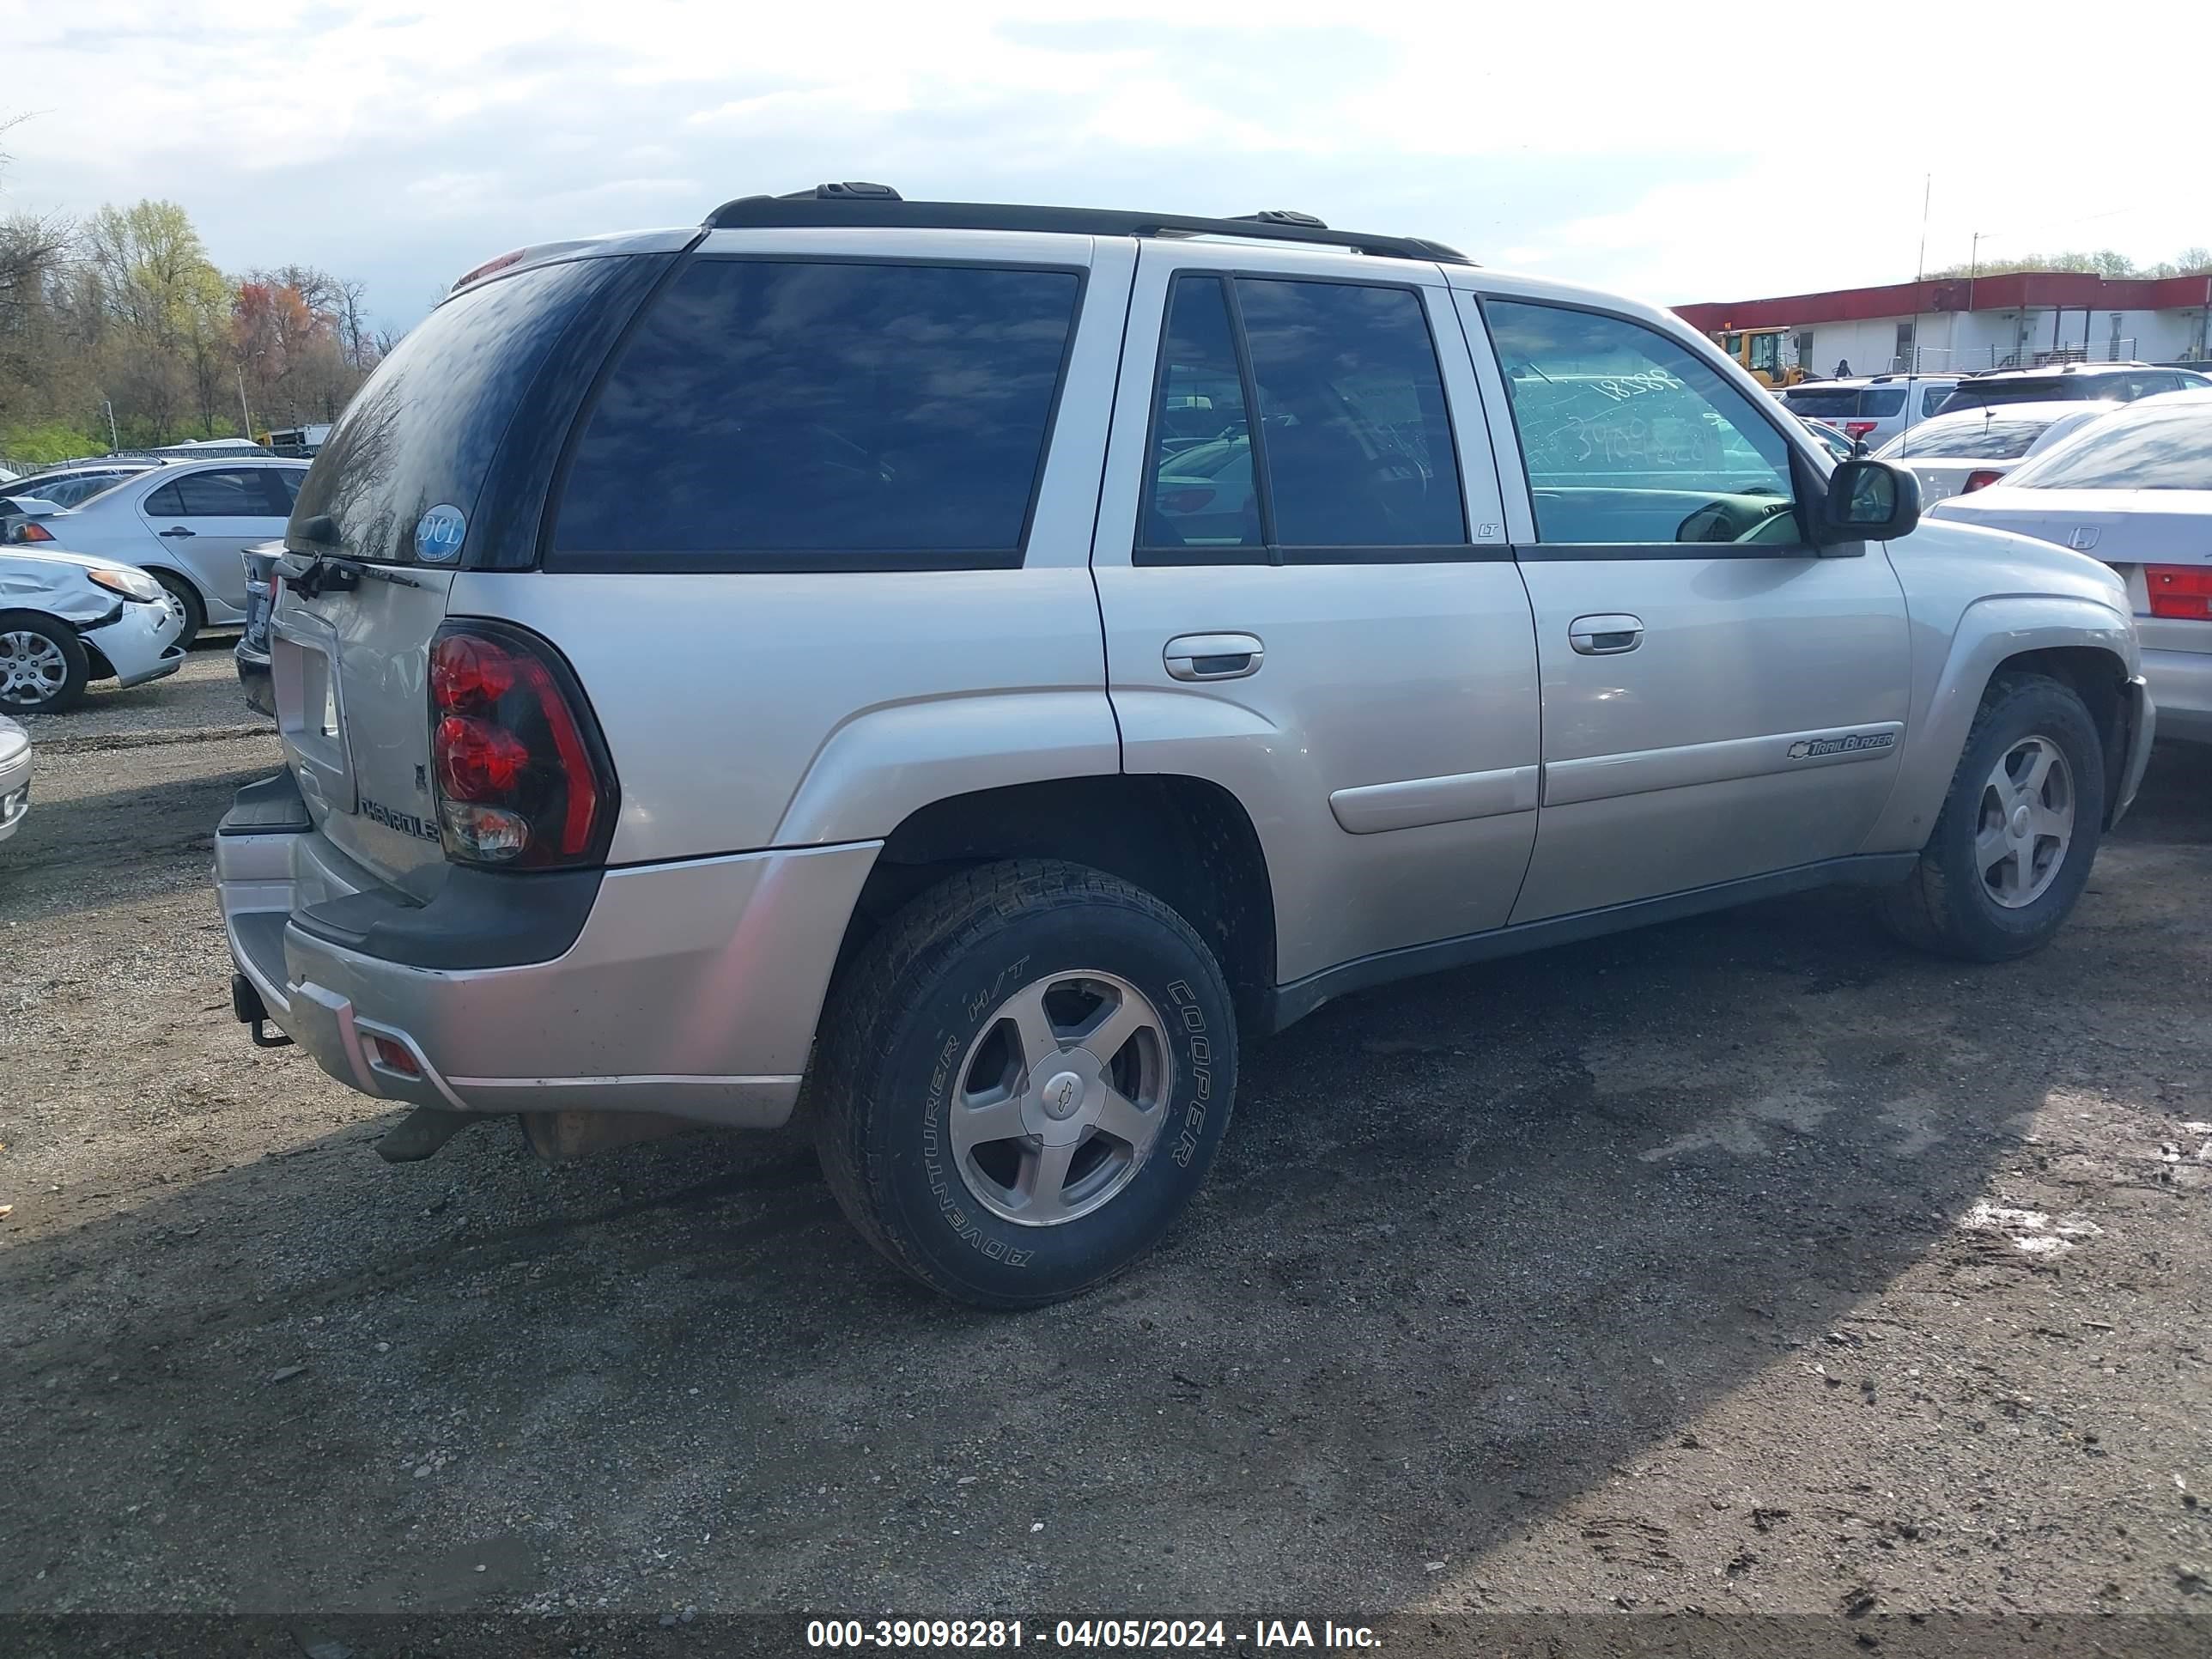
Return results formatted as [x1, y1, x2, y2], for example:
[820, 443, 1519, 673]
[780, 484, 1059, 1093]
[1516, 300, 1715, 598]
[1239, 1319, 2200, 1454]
[1140, 275, 1468, 561]
[1236, 277, 1465, 550]
[553, 258, 1081, 567]
[155, 469, 267, 517]
[263, 468, 304, 511]
[1483, 301, 1798, 547]
[1143, 277, 1261, 555]
[1922, 386, 1948, 418]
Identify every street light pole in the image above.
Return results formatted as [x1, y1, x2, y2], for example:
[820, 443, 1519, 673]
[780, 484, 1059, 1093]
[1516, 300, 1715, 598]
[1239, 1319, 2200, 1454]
[104, 399, 119, 453]
[236, 365, 255, 441]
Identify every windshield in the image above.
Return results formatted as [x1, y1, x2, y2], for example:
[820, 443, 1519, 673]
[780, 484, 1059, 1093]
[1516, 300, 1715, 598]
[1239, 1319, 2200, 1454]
[2005, 404, 2212, 490]
[1875, 412, 2051, 461]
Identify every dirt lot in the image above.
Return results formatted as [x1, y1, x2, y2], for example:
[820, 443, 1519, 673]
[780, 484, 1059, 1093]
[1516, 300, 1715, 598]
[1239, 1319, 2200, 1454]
[4, 647, 2210, 1635]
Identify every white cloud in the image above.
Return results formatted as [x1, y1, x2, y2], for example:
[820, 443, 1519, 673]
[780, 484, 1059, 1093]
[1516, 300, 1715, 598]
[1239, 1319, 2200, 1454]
[7, 0, 2209, 330]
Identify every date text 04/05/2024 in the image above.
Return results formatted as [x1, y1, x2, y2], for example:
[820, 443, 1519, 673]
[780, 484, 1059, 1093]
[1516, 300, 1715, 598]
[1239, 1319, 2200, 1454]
[805, 1620, 1382, 1649]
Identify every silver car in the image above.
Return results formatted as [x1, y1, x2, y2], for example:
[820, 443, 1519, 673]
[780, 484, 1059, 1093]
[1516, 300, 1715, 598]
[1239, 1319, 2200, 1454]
[215, 187, 2154, 1307]
[1, 546, 186, 714]
[26, 458, 307, 647]
[1875, 400, 2119, 503]
[1929, 389, 2212, 744]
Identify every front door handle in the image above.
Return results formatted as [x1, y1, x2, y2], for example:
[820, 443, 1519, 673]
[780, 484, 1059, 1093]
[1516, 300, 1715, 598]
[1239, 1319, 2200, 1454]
[1568, 613, 1643, 655]
[158, 526, 197, 538]
[1164, 633, 1264, 681]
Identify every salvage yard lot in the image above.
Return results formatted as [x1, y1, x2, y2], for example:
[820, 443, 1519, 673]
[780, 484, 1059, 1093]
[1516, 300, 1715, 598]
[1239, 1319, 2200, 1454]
[3, 647, 2210, 1620]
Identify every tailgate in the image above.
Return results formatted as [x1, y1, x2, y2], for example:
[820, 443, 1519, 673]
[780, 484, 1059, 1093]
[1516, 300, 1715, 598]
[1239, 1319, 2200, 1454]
[272, 566, 457, 898]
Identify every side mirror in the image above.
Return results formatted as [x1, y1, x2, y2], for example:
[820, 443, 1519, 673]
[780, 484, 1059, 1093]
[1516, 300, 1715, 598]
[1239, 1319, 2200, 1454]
[1815, 459, 1921, 548]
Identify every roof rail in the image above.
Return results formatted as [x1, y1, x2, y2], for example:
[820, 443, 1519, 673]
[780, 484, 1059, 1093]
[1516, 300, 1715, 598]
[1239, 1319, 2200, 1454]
[699, 184, 1474, 265]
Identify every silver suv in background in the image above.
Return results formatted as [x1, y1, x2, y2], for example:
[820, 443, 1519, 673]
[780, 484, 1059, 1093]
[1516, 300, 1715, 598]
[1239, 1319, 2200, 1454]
[216, 187, 2153, 1307]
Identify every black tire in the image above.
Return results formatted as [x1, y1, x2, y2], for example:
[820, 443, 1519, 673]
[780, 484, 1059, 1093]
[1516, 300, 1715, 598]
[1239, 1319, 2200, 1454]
[1876, 672, 2106, 962]
[149, 569, 204, 650]
[0, 610, 91, 714]
[811, 859, 1237, 1309]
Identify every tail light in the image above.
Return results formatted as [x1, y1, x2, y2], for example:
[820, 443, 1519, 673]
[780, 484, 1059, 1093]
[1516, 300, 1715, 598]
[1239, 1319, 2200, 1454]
[1844, 421, 1878, 440]
[1961, 470, 2004, 493]
[428, 620, 617, 868]
[2146, 565, 2212, 622]
[13, 521, 54, 542]
[1160, 486, 1215, 514]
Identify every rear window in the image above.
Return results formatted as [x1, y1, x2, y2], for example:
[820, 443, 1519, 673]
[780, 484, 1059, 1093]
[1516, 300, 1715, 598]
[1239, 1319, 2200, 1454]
[1784, 387, 1861, 418]
[293, 257, 633, 564]
[2007, 405, 2212, 491]
[1875, 412, 2051, 461]
[1940, 378, 2098, 412]
[550, 258, 1083, 568]
[1860, 388, 1906, 416]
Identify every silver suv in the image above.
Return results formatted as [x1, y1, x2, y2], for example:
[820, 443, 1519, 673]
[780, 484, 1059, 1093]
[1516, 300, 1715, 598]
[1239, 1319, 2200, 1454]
[215, 186, 2155, 1307]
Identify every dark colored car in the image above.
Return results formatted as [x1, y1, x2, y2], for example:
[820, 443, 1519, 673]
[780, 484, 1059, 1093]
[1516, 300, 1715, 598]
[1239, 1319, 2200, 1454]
[234, 543, 282, 717]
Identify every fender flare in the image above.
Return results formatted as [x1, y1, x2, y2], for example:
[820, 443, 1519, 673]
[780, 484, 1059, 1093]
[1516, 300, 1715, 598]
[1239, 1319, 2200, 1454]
[1863, 592, 2136, 853]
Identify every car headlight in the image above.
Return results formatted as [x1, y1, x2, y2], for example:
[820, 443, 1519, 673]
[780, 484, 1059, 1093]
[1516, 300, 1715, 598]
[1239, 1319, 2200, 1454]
[88, 567, 162, 604]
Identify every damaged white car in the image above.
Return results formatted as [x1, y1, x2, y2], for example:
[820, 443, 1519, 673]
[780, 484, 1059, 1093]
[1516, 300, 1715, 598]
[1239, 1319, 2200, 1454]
[1, 547, 185, 714]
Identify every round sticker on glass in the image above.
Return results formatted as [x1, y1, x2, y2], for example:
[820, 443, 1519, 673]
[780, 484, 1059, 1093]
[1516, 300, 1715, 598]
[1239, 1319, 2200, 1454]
[415, 504, 466, 563]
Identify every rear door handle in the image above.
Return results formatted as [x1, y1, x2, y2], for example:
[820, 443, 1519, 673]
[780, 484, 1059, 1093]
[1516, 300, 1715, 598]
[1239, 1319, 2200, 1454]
[1568, 613, 1643, 655]
[1164, 633, 1263, 681]
[158, 526, 196, 538]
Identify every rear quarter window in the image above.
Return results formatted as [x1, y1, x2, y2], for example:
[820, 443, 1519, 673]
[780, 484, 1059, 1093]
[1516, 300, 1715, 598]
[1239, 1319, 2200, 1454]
[1784, 387, 1861, 418]
[550, 258, 1084, 570]
[293, 255, 649, 565]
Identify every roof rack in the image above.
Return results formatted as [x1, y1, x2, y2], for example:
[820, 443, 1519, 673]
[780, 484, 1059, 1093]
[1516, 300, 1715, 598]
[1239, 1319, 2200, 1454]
[700, 183, 1474, 265]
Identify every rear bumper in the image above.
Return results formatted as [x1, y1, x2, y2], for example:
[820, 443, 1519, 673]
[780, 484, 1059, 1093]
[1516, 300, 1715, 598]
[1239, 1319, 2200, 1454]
[235, 641, 275, 718]
[215, 773, 879, 1127]
[2143, 646, 2212, 745]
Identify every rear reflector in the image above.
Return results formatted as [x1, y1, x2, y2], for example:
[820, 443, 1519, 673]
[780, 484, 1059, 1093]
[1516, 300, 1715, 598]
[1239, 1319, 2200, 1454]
[1961, 470, 2004, 494]
[2146, 564, 2212, 622]
[428, 621, 617, 868]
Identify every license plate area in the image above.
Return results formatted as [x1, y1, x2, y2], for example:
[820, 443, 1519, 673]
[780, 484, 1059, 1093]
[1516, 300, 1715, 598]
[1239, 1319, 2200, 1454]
[270, 607, 355, 817]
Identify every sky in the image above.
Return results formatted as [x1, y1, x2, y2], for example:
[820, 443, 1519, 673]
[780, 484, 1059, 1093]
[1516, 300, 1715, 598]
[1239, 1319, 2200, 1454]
[7, 0, 2210, 336]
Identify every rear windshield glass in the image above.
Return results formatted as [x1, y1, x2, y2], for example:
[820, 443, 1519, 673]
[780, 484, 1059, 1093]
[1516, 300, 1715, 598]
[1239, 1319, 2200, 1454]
[1784, 387, 1861, 417]
[1875, 412, 2050, 461]
[292, 258, 623, 563]
[1940, 379, 2096, 412]
[1861, 388, 1906, 416]
[551, 258, 1083, 567]
[2008, 406, 2212, 490]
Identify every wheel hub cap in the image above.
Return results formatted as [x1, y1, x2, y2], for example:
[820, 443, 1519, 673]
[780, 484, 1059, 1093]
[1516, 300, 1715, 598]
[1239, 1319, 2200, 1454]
[1977, 734, 2074, 909]
[947, 969, 1174, 1227]
[1, 631, 67, 704]
[1038, 1069, 1085, 1121]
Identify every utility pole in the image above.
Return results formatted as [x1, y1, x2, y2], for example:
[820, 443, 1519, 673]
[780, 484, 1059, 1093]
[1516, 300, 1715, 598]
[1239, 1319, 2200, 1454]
[103, 399, 120, 453]
[235, 365, 254, 441]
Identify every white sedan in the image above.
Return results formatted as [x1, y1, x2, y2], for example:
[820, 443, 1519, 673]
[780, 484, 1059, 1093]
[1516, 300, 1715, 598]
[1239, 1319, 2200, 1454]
[1929, 390, 2212, 744]
[1875, 400, 2118, 504]
[0, 547, 185, 714]
[14, 456, 307, 647]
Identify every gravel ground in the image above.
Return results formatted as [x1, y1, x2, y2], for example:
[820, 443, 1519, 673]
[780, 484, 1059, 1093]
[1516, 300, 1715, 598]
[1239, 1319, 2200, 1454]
[3, 697, 2209, 1634]
[12, 641, 258, 746]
